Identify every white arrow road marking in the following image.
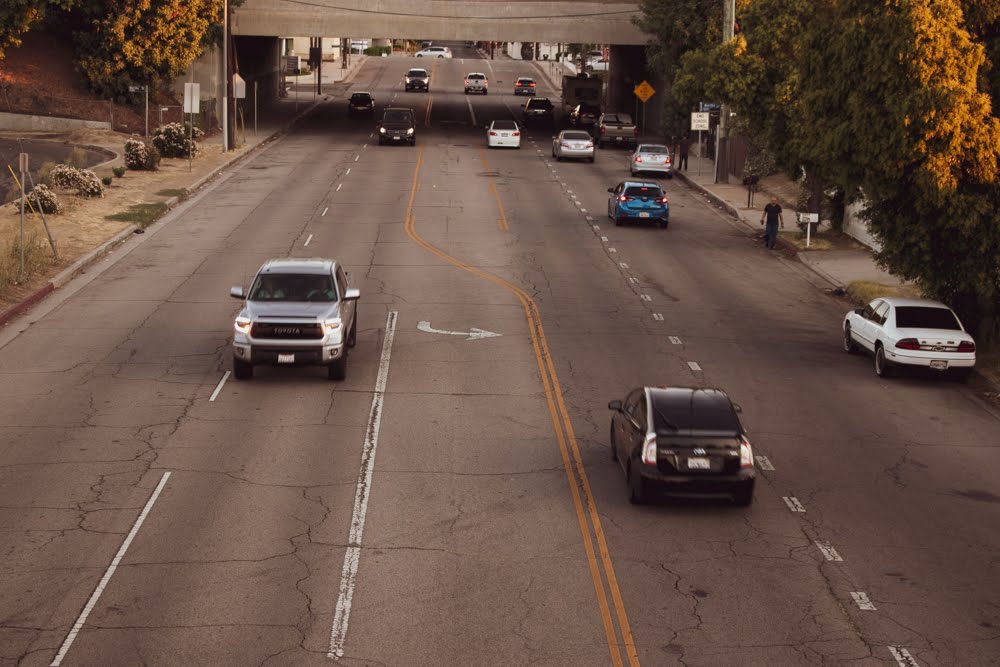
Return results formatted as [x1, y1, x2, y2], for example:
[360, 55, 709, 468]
[889, 647, 919, 666]
[417, 321, 501, 340]
[782, 496, 806, 512]
[756, 456, 775, 471]
[815, 541, 843, 561]
[51, 472, 171, 666]
[329, 311, 398, 659]
[850, 592, 876, 610]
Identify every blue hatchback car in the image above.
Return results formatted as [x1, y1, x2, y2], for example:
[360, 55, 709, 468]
[607, 180, 670, 228]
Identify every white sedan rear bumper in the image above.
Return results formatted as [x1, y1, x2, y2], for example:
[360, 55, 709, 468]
[886, 348, 976, 369]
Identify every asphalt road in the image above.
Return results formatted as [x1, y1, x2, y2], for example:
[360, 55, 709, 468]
[2, 44, 999, 666]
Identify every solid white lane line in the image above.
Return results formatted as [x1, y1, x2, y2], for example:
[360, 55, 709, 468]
[782, 496, 806, 513]
[346, 168, 351, 175]
[687, 361, 702, 372]
[208, 371, 231, 402]
[304, 234, 314, 247]
[466, 97, 476, 127]
[756, 456, 775, 471]
[888, 647, 919, 666]
[640, 294, 652, 302]
[653, 313, 664, 321]
[328, 311, 398, 659]
[619, 262, 629, 269]
[51, 472, 171, 666]
[850, 592, 876, 610]
[323, 206, 330, 215]
[815, 541, 843, 561]
[668, 336, 681, 344]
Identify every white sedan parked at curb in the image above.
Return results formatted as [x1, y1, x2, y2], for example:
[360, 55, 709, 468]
[843, 297, 976, 379]
[486, 120, 521, 149]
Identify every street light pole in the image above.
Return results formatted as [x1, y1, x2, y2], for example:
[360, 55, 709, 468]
[715, 0, 735, 184]
[222, 0, 229, 152]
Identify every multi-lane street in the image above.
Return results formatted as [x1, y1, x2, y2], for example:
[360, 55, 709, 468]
[2, 44, 999, 666]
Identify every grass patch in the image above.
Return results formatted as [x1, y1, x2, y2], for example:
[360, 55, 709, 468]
[0, 234, 52, 299]
[155, 188, 187, 198]
[847, 280, 922, 304]
[105, 202, 168, 228]
[778, 229, 870, 252]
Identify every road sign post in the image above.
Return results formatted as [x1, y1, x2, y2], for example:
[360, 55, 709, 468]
[691, 112, 710, 176]
[633, 80, 655, 137]
[799, 212, 819, 247]
[183, 82, 201, 172]
[18, 153, 27, 278]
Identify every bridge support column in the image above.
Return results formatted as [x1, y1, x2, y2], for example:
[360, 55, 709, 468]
[606, 45, 664, 139]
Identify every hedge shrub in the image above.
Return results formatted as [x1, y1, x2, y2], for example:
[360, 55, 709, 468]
[152, 122, 204, 158]
[9, 184, 61, 214]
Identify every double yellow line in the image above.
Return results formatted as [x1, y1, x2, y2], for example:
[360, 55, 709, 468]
[404, 147, 640, 666]
[479, 150, 509, 232]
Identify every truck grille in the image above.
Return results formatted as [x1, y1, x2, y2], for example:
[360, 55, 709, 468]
[250, 322, 323, 339]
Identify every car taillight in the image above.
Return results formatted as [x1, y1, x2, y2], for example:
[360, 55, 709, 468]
[618, 195, 627, 202]
[529, 82, 535, 87]
[585, 143, 593, 149]
[896, 338, 921, 350]
[489, 131, 498, 136]
[958, 341, 976, 353]
[561, 142, 571, 148]
[740, 436, 754, 468]
[600, 126, 606, 134]
[641, 433, 657, 465]
[634, 155, 642, 163]
[659, 196, 668, 204]
[665, 158, 671, 164]
[512, 131, 520, 136]
[465, 80, 469, 85]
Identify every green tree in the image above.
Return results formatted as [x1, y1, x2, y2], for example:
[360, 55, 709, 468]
[71, 0, 223, 99]
[0, 0, 76, 60]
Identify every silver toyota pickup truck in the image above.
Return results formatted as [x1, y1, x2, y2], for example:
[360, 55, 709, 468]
[597, 112, 638, 149]
[229, 258, 359, 380]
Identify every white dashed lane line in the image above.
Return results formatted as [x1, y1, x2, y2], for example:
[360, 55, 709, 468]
[686, 361, 702, 372]
[619, 262, 629, 269]
[653, 313, 664, 321]
[640, 294, 651, 302]
[888, 647, 919, 666]
[628, 277, 638, 284]
[850, 592, 876, 610]
[600, 236, 609, 242]
[782, 496, 806, 513]
[668, 335, 681, 344]
[209, 371, 230, 402]
[815, 541, 843, 561]
[755, 456, 775, 471]
[354, 155, 359, 162]
[336, 183, 342, 192]
[346, 168, 351, 175]
[323, 206, 329, 215]
[608, 248, 617, 253]
[304, 234, 313, 247]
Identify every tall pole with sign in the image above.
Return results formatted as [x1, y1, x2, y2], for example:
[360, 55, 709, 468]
[691, 111, 710, 176]
[633, 80, 655, 138]
[18, 153, 27, 278]
[184, 82, 200, 172]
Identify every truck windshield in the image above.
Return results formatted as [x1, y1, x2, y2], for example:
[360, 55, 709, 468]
[249, 273, 338, 302]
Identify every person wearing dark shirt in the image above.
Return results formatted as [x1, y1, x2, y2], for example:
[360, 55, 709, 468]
[760, 196, 784, 249]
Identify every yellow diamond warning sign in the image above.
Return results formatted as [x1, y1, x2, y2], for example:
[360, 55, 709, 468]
[633, 80, 655, 103]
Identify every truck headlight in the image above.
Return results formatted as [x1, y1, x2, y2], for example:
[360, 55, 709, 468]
[379, 127, 387, 134]
[234, 317, 252, 334]
[406, 128, 414, 135]
[323, 319, 342, 334]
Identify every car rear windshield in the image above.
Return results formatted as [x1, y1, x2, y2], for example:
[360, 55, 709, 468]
[383, 111, 412, 123]
[492, 120, 518, 130]
[603, 114, 632, 124]
[249, 273, 337, 302]
[528, 99, 552, 109]
[563, 132, 592, 141]
[518, 78, 534, 84]
[580, 105, 600, 113]
[651, 395, 741, 436]
[894, 306, 961, 330]
[468, 74, 485, 79]
[406, 70, 427, 77]
[624, 186, 663, 198]
[350, 94, 371, 101]
[638, 145, 668, 154]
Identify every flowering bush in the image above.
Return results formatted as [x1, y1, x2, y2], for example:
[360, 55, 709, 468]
[124, 139, 148, 170]
[76, 169, 104, 198]
[152, 122, 204, 158]
[9, 184, 61, 214]
[50, 164, 84, 190]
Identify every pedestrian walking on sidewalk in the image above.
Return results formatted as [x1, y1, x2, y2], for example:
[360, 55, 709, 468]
[678, 133, 691, 171]
[760, 196, 784, 249]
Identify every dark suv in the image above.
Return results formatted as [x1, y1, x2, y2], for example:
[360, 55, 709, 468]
[377, 108, 416, 145]
[608, 386, 756, 505]
[347, 92, 375, 116]
[523, 97, 554, 126]
[405, 68, 429, 92]
[569, 102, 601, 129]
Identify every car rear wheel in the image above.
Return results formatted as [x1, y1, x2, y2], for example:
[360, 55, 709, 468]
[328, 354, 348, 381]
[875, 344, 893, 378]
[627, 460, 649, 505]
[233, 357, 253, 380]
[844, 325, 859, 354]
[733, 480, 755, 507]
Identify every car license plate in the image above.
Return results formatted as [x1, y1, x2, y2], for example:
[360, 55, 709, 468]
[501, 133, 510, 137]
[278, 353, 295, 363]
[615, 136, 623, 142]
[688, 457, 710, 470]
[930, 360, 948, 370]
[639, 212, 650, 218]
[392, 136, 401, 141]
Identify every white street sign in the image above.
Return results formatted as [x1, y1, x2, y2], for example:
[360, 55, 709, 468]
[799, 212, 819, 223]
[417, 321, 501, 341]
[183, 82, 200, 114]
[691, 112, 710, 131]
[233, 73, 246, 100]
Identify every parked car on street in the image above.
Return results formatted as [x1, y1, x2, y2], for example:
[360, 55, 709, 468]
[405, 68, 430, 92]
[347, 91, 375, 116]
[608, 386, 756, 505]
[415, 46, 452, 58]
[607, 180, 669, 228]
[486, 119, 521, 149]
[596, 112, 637, 148]
[229, 259, 360, 381]
[843, 297, 976, 379]
[514, 77, 537, 95]
[630, 143, 673, 178]
[465, 72, 488, 95]
[522, 97, 555, 126]
[377, 108, 417, 145]
[569, 102, 601, 129]
[552, 130, 594, 162]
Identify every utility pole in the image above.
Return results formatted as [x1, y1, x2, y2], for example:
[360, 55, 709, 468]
[221, 0, 229, 152]
[715, 0, 735, 184]
[227, 1, 236, 151]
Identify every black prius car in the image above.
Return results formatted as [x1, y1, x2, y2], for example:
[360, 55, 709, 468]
[608, 386, 756, 505]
